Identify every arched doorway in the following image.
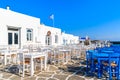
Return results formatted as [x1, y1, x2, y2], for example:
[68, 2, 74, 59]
[46, 31, 52, 45]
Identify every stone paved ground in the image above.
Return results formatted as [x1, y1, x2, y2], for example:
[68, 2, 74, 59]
[0, 58, 107, 80]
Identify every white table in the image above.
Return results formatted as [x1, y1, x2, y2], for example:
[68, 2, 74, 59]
[0, 50, 17, 65]
[74, 48, 81, 58]
[59, 49, 71, 64]
[24, 51, 47, 76]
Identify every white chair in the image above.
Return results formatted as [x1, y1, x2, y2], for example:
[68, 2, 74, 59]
[34, 57, 44, 71]
[0, 53, 4, 65]
[9, 48, 18, 64]
[0, 47, 9, 65]
[17, 52, 30, 77]
[1, 50, 12, 65]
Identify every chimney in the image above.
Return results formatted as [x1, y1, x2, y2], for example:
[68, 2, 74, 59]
[6, 6, 10, 10]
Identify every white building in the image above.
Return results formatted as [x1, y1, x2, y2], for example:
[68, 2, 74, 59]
[62, 32, 79, 45]
[0, 7, 79, 48]
[0, 7, 40, 48]
[37, 24, 62, 46]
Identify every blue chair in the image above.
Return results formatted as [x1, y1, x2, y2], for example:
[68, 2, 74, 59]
[86, 51, 91, 74]
[102, 53, 120, 80]
[86, 50, 97, 76]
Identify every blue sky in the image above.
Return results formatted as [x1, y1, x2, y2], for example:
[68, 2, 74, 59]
[0, 0, 120, 41]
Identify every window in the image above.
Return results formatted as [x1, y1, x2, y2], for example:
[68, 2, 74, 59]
[46, 36, 52, 45]
[14, 33, 18, 44]
[8, 32, 18, 45]
[46, 31, 52, 45]
[48, 37, 50, 45]
[27, 29, 33, 41]
[63, 39, 65, 45]
[55, 35, 58, 43]
[8, 33, 12, 44]
[8, 27, 19, 45]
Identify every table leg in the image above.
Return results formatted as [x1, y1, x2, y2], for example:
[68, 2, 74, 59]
[63, 52, 64, 63]
[4, 54, 7, 65]
[98, 58, 102, 78]
[44, 55, 47, 70]
[66, 52, 68, 63]
[41, 58, 43, 71]
[31, 56, 34, 76]
[118, 62, 120, 79]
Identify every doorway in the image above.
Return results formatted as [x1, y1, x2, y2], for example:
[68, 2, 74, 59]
[8, 27, 20, 48]
[46, 31, 52, 45]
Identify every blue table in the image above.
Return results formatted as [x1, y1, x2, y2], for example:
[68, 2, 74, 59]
[100, 50, 114, 53]
[87, 50, 120, 78]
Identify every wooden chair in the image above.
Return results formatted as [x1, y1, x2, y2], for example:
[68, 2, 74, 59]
[0, 53, 4, 65]
[35, 57, 44, 71]
[102, 54, 120, 80]
[17, 52, 30, 77]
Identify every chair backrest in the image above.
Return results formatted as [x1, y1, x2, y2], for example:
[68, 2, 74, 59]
[17, 53, 24, 64]
[113, 47, 120, 53]
[108, 53, 119, 66]
[0, 45, 8, 50]
[17, 51, 30, 65]
[22, 49, 29, 53]
[86, 50, 93, 60]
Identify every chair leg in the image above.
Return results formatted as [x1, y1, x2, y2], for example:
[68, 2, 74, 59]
[22, 65, 25, 77]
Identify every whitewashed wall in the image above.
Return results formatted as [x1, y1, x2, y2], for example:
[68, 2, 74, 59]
[0, 8, 79, 48]
[62, 32, 79, 45]
[37, 24, 62, 46]
[0, 8, 40, 48]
